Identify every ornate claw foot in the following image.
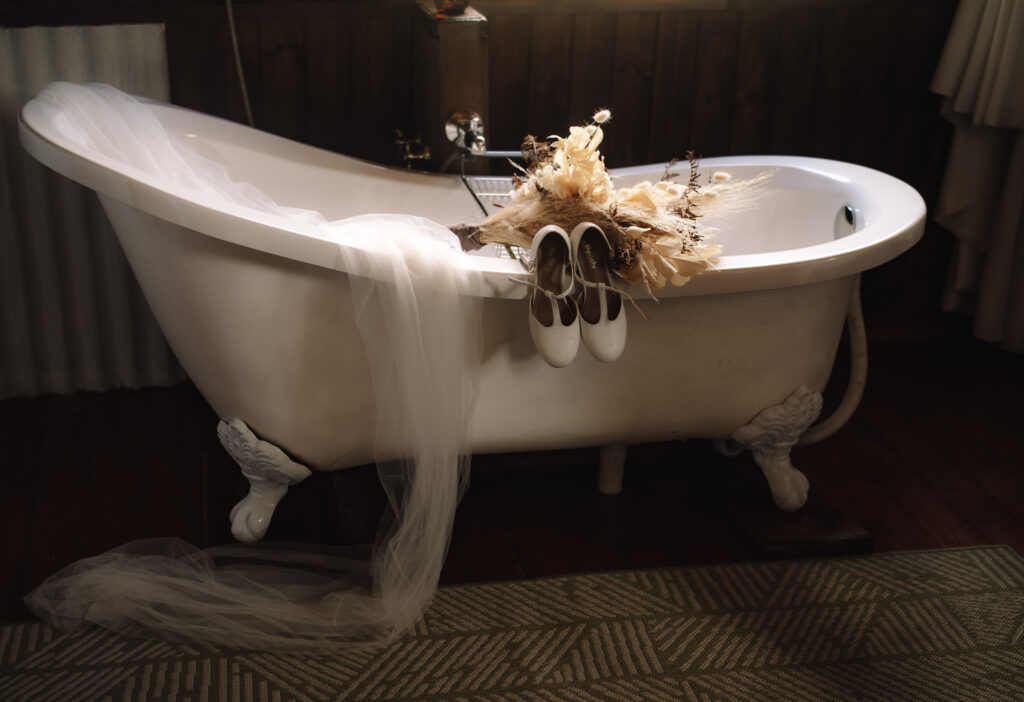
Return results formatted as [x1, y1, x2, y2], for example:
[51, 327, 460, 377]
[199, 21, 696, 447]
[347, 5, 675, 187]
[730, 386, 823, 512]
[217, 419, 312, 542]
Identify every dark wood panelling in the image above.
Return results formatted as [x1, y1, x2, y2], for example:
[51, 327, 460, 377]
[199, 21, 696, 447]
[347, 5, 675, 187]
[350, 17, 395, 164]
[487, 13, 532, 157]
[163, 7, 417, 164]
[475, 1, 901, 14]
[847, 5, 898, 171]
[808, 4, 862, 159]
[306, 19, 351, 155]
[1, 0, 412, 26]
[687, 10, 742, 160]
[567, 14, 617, 127]
[647, 11, 700, 162]
[729, 9, 783, 156]
[164, 21, 226, 118]
[767, 7, 825, 155]
[866, 1, 958, 332]
[607, 13, 658, 168]
[7, 1, 958, 181]
[391, 12, 415, 157]
[524, 14, 574, 143]
[259, 21, 308, 143]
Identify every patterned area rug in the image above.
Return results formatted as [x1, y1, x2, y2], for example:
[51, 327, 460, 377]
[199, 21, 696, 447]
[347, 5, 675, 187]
[2, 546, 1023, 701]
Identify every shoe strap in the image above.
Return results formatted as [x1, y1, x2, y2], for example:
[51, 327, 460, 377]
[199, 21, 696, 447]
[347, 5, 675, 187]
[573, 270, 650, 321]
[508, 275, 576, 301]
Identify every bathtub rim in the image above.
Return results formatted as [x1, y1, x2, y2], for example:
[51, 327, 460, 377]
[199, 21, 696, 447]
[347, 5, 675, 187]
[19, 96, 926, 300]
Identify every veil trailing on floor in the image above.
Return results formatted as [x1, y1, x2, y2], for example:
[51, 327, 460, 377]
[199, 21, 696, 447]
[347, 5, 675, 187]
[24, 83, 482, 650]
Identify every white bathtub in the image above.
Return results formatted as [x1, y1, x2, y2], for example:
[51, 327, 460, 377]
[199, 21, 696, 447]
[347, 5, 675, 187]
[19, 94, 925, 540]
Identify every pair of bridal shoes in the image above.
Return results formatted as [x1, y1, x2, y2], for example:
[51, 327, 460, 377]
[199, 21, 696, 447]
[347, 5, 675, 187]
[527, 222, 627, 367]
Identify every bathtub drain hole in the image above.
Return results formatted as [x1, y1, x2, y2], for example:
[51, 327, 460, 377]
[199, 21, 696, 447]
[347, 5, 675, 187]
[834, 204, 860, 238]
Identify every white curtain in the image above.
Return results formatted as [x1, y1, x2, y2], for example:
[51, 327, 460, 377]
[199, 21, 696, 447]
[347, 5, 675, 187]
[0, 25, 182, 399]
[932, 0, 1024, 351]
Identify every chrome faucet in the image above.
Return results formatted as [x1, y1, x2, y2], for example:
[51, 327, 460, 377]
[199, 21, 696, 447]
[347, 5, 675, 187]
[441, 110, 520, 172]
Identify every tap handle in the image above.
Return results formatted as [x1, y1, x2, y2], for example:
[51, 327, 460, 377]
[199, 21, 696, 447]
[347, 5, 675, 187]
[445, 109, 486, 154]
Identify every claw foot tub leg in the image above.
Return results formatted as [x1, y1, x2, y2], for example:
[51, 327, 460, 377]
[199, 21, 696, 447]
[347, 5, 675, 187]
[728, 386, 823, 512]
[216, 418, 313, 542]
[598, 444, 627, 495]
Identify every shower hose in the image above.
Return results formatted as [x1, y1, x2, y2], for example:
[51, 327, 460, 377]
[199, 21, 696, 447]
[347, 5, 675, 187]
[799, 273, 867, 445]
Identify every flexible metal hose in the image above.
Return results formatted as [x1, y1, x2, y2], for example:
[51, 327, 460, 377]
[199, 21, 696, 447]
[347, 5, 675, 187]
[798, 274, 867, 445]
[225, 0, 255, 128]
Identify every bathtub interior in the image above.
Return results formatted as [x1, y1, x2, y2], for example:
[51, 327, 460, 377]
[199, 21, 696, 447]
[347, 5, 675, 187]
[612, 165, 867, 255]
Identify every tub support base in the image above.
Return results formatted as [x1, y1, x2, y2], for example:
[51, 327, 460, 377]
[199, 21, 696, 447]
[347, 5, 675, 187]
[729, 386, 823, 512]
[217, 418, 313, 542]
[597, 444, 627, 495]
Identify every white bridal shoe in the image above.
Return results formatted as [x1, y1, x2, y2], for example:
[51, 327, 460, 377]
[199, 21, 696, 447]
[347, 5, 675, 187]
[570, 222, 627, 363]
[528, 225, 580, 367]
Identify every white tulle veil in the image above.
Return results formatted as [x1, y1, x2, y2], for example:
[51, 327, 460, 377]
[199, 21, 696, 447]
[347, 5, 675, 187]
[24, 82, 482, 650]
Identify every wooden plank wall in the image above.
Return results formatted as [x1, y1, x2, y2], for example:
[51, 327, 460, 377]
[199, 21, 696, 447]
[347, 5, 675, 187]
[2, 0, 960, 335]
[479, 2, 954, 172]
[1, 1, 416, 165]
[1, 1, 956, 174]
[163, 4, 414, 164]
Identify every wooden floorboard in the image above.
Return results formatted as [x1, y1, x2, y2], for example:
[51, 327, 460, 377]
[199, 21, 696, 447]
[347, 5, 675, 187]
[1, 336, 1022, 623]
[800, 423, 946, 553]
[0, 396, 40, 621]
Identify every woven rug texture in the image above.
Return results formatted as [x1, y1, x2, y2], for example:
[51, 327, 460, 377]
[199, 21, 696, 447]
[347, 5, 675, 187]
[1, 545, 1023, 701]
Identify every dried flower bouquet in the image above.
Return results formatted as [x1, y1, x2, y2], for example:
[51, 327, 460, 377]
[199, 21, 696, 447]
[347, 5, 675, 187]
[462, 109, 772, 295]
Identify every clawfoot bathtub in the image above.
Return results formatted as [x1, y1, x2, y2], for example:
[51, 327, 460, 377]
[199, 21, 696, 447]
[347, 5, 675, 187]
[19, 95, 925, 542]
